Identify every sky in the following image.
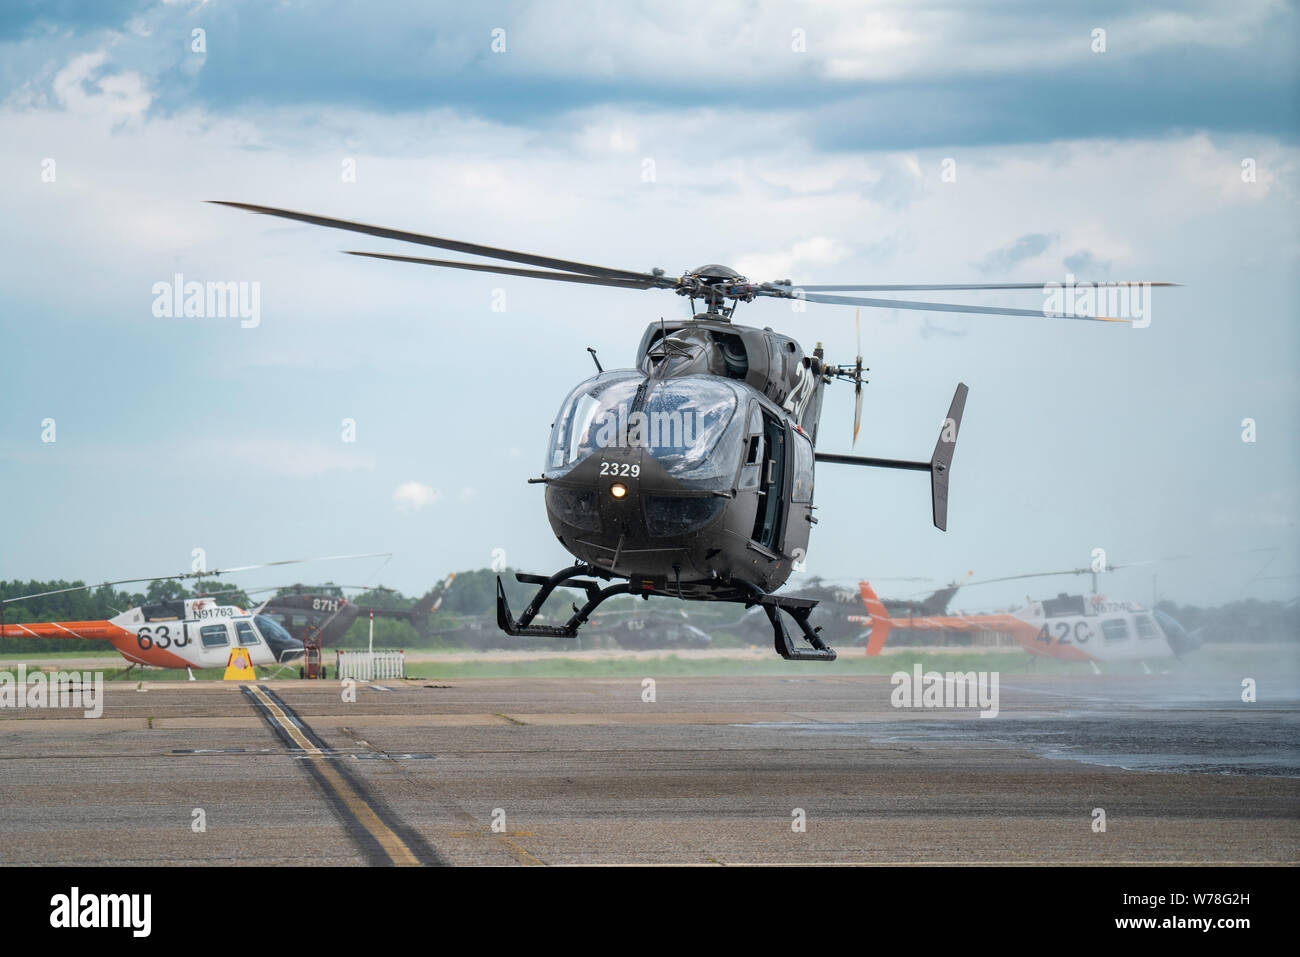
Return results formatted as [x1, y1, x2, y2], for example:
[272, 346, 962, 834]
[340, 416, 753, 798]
[0, 0, 1297, 613]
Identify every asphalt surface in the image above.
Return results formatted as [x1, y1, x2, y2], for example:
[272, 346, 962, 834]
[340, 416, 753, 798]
[0, 673, 1296, 865]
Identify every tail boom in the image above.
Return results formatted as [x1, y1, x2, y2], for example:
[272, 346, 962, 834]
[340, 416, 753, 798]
[0, 621, 124, 641]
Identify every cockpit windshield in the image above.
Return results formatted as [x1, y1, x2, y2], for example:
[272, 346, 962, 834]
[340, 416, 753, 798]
[254, 614, 303, 661]
[547, 372, 744, 488]
[547, 372, 643, 472]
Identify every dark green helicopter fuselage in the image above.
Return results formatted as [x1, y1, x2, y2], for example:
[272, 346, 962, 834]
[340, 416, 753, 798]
[541, 316, 826, 602]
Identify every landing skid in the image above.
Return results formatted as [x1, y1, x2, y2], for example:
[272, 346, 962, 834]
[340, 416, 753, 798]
[496, 565, 836, 661]
[751, 592, 837, 661]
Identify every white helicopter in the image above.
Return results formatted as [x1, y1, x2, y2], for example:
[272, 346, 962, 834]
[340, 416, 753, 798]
[853, 561, 1199, 666]
[0, 553, 389, 677]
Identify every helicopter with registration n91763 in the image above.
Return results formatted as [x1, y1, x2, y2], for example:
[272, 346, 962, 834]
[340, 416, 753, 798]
[0, 595, 305, 674]
[212, 201, 1176, 662]
[0, 553, 391, 677]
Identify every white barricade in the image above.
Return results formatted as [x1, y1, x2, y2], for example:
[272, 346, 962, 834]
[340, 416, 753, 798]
[335, 650, 406, 681]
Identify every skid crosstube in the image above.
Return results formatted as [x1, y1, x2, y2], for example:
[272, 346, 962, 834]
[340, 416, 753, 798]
[496, 566, 836, 661]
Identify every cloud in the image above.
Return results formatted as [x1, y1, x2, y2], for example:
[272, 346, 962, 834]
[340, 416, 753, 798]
[392, 481, 440, 511]
[0, 0, 147, 41]
[1063, 250, 1109, 276]
[1, 1, 1294, 148]
[46, 51, 151, 124]
[735, 236, 851, 283]
[973, 233, 1054, 274]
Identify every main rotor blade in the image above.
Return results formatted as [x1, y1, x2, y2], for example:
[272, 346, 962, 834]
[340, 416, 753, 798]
[775, 290, 1129, 322]
[783, 282, 1180, 292]
[962, 555, 1199, 591]
[209, 202, 670, 284]
[214, 551, 392, 574]
[1, 552, 392, 605]
[344, 251, 660, 290]
[962, 568, 1093, 588]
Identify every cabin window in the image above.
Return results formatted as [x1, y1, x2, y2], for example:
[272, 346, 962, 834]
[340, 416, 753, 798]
[235, 621, 260, 646]
[741, 436, 765, 489]
[1134, 614, 1157, 639]
[1042, 594, 1087, 617]
[1101, 618, 1130, 642]
[200, 624, 230, 648]
[750, 412, 787, 549]
[740, 404, 765, 489]
[791, 431, 814, 503]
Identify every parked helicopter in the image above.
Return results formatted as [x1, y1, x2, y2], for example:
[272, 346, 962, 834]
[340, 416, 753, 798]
[0, 554, 388, 676]
[256, 575, 454, 648]
[0, 593, 303, 675]
[586, 606, 714, 650]
[853, 564, 1198, 664]
[213, 201, 1170, 661]
[731, 576, 958, 648]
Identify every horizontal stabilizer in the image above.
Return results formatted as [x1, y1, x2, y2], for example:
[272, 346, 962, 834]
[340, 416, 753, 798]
[814, 383, 968, 530]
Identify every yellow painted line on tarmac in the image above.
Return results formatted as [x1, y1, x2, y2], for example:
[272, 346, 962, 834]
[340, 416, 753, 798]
[246, 685, 420, 866]
[447, 827, 544, 865]
[495, 835, 545, 866]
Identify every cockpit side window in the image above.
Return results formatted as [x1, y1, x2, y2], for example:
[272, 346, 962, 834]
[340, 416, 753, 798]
[235, 621, 260, 646]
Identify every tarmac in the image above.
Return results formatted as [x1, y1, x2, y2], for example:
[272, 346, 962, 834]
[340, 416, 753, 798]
[0, 672, 1296, 865]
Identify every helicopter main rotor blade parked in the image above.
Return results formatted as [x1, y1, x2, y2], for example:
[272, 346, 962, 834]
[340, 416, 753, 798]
[215, 201, 1176, 661]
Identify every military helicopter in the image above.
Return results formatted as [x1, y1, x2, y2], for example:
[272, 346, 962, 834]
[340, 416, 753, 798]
[212, 202, 1167, 661]
[254, 576, 458, 676]
[586, 606, 715, 650]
